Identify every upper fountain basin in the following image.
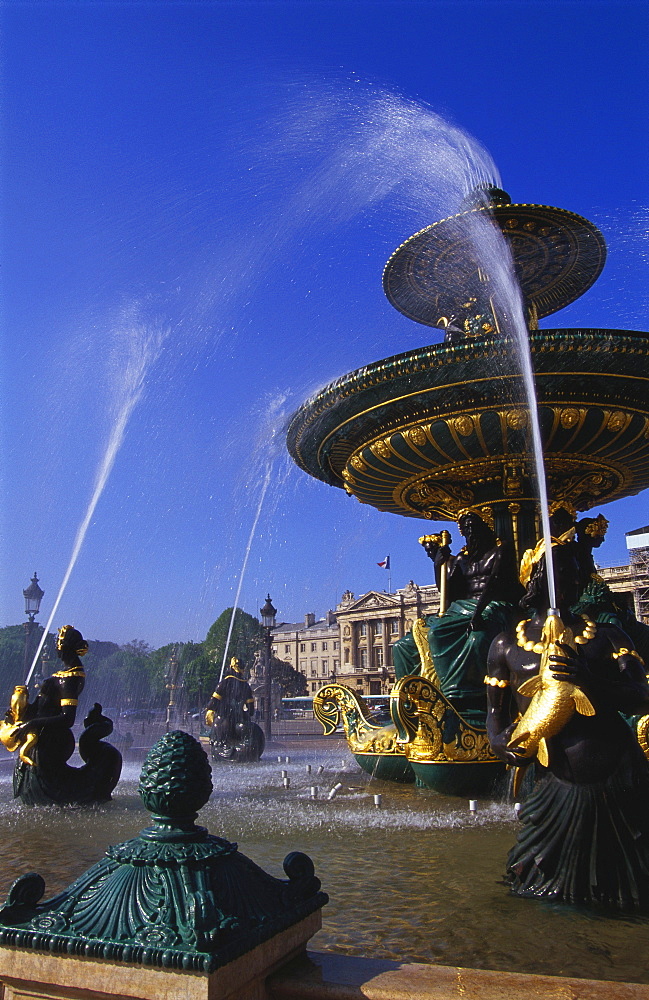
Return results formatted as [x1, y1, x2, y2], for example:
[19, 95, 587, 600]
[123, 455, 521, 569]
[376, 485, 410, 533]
[286, 328, 649, 521]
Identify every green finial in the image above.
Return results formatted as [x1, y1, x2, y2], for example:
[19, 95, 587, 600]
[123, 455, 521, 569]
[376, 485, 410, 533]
[139, 729, 213, 830]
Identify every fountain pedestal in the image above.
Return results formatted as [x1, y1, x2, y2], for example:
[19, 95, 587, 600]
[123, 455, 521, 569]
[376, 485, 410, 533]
[0, 732, 327, 1000]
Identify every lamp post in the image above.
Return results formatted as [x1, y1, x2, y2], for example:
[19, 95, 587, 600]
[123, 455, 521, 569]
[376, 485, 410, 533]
[23, 572, 44, 684]
[260, 594, 276, 741]
[165, 647, 180, 732]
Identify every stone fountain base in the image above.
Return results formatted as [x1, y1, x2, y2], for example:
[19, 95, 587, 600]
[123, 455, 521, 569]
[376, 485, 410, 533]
[0, 913, 320, 1000]
[271, 951, 649, 1000]
[3, 941, 649, 1000]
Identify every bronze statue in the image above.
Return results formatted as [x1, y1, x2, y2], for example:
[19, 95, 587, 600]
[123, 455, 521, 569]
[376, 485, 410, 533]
[0, 626, 122, 806]
[393, 510, 521, 725]
[205, 656, 264, 762]
[486, 541, 649, 909]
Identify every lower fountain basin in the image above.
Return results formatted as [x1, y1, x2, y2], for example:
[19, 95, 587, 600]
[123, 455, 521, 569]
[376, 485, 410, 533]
[1, 741, 649, 985]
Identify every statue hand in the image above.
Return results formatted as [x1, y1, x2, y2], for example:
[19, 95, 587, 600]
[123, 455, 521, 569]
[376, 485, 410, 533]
[13, 721, 35, 742]
[549, 643, 591, 688]
[490, 724, 524, 767]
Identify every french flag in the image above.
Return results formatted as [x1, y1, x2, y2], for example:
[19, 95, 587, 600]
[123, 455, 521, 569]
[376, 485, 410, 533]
[377, 555, 390, 570]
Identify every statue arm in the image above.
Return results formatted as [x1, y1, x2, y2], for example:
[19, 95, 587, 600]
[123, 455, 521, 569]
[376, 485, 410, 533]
[421, 539, 454, 591]
[485, 635, 520, 765]
[15, 704, 77, 736]
[613, 650, 649, 714]
[205, 690, 222, 727]
[16, 675, 83, 735]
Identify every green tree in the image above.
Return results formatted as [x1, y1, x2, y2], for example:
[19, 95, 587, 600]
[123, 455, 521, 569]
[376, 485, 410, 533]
[204, 608, 264, 680]
[149, 641, 211, 710]
[270, 656, 308, 697]
[0, 624, 56, 697]
[88, 639, 157, 714]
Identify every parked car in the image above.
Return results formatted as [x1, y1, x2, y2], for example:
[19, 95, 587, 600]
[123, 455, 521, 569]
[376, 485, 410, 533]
[121, 709, 156, 723]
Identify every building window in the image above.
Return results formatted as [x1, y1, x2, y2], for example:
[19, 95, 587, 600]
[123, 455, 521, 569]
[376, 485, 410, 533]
[375, 647, 384, 668]
[390, 619, 400, 635]
[311, 642, 317, 652]
[360, 648, 368, 669]
[386, 647, 393, 666]
[284, 644, 290, 654]
[373, 622, 383, 637]
[344, 647, 350, 664]
[310, 659, 317, 677]
[311, 682, 317, 692]
[321, 659, 328, 675]
[359, 623, 367, 637]
[322, 641, 328, 651]
[333, 640, 339, 650]
[333, 659, 339, 671]
[299, 660, 306, 671]
[272, 646, 276, 655]
[300, 643, 305, 652]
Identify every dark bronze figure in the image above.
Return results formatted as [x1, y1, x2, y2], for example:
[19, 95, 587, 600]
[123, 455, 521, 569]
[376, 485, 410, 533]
[0, 626, 122, 806]
[393, 510, 521, 725]
[486, 542, 649, 909]
[205, 657, 264, 762]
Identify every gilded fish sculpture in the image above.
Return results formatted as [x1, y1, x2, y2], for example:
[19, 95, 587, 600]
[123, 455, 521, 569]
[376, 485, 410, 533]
[507, 612, 596, 768]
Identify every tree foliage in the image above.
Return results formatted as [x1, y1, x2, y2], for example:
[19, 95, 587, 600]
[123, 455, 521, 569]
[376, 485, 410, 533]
[270, 656, 308, 697]
[0, 625, 56, 699]
[204, 608, 264, 676]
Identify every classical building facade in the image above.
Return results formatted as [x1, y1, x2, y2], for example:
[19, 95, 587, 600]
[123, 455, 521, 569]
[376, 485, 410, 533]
[271, 582, 439, 697]
[270, 611, 340, 695]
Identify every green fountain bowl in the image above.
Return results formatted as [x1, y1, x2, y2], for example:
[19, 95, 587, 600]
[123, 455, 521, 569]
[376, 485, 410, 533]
[287, 329, 649, 522]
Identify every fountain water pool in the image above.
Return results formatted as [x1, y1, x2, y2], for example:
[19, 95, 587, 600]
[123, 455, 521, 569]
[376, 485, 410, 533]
[1, 740, 649, 985]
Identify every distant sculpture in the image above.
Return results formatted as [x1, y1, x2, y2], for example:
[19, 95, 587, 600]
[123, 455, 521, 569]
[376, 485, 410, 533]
[486, 541, 649, 909]
[0, 626, 122, 806]
[205, 657, 264, 762]
[393, 510, 521, 725]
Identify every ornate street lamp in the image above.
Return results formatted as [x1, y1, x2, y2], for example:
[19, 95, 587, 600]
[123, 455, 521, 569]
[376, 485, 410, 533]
[23, 573, 44, 621]
[22, 572, 44, 681]
[260, 595, 277, 741]
[165, 647, 181, 732]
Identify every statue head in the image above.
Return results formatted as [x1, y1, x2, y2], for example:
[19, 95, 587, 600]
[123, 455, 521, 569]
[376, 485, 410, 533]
[457, 509, 496, 556]
[520, 543, 580, 612]
[229, 656, 242, 674]
[56, 626, 88, 666]
[576, 513, 609, 549]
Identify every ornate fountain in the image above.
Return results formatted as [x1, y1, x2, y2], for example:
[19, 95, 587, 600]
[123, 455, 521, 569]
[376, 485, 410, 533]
[287, 187, 649, 794]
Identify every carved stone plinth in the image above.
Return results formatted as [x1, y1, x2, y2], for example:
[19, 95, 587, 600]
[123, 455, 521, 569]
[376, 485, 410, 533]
[0, 913, 320, 1000]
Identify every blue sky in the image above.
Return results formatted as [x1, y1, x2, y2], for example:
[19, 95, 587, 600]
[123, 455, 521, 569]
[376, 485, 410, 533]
[1, 0, 648, 648]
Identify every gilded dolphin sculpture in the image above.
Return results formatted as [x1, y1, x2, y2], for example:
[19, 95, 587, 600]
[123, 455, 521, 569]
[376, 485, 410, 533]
[507, 613, 596, 768]
[0, 685, 38, 765]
